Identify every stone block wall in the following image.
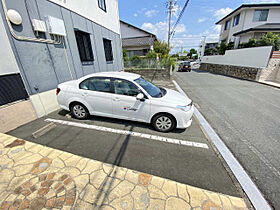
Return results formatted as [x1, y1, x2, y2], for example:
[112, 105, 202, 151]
[199, 63, 261, 81]
[258, 59, 280, 82]
[124, 68, 170, 81]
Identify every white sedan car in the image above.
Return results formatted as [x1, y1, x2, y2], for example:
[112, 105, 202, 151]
[56, 72, 194, 132]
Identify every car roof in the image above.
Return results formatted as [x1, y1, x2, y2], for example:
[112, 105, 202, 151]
[78, 71, 141, 82]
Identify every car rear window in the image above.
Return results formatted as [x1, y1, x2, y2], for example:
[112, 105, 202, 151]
[80, 77, 111, 93]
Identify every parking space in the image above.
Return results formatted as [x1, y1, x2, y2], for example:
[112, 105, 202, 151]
[8, 108, 242, 198]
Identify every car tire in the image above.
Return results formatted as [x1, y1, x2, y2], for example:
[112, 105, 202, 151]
[71, 103, 89, 120]
[152, 113, 176, 132]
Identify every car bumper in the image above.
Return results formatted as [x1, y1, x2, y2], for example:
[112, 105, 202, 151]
[175, 105, 194, 129]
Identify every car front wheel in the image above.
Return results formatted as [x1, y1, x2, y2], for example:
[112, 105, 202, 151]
[71, 103, 89, 119]
[152, 114, 176, 132]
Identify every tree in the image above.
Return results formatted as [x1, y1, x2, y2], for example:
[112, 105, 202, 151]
[146, 50, 157, 59]
[188, 48, 197, 59]
[122, 49, 129, 62]
[259, 32, 280, 51]
[153, 40, 171, 58]
[218, 41, 227, 55]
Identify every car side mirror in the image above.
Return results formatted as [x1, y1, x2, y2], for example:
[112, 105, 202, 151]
[136, 93, 145, 102]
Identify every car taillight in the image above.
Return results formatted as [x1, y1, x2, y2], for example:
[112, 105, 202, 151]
[56, 88, 61, 95]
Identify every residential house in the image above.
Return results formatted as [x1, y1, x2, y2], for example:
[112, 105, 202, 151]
[0, 0, 122, 132]
[120, 20, 157, 57]
[198, 40, 219, 58]
[205, 42, 219, 50]
[216, 3, 280, 48]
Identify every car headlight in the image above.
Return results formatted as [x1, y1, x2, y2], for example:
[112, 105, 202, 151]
[176, 101, 193, 112]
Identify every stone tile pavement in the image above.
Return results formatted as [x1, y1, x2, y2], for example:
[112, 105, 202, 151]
[0, 133, 248, 210]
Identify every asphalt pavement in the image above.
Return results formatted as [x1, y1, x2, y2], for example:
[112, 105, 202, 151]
[8, 108, 243, 198]
[174, 69, 280, 209]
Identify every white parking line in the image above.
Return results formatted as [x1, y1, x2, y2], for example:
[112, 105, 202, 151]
[45, 118, 209, 149]
[172, 80, 272, 210]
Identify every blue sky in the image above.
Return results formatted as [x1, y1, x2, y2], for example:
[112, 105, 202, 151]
[118, 0, 280, 52]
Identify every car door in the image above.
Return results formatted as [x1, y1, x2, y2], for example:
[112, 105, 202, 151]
[111, 78, 151, 122]
[79, 77, 113, 117]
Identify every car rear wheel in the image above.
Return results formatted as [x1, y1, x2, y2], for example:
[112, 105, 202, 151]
[152, 114, 176, 132]
[71, 103, 89, 119]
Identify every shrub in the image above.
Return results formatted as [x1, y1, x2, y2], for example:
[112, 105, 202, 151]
[218, 41, 227, 55]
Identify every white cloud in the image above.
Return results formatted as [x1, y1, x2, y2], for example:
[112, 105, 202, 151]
[144, 9, 159, 18]
[142, 21, 187, 40]
[214, 7, 233, 20]
[198, 17, 207, 23]
[142, 21, 169, 40]
[172, 5, 183, 18]
[170, 25, 221, 53]
[133, 13, 138, 17]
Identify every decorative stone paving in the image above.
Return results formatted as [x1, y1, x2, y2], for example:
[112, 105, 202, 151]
[0, 133, 249, 210]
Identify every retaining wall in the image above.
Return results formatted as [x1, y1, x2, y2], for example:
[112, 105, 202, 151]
[199, 63, 261, 81]
[124, 68, 170, 81]
[201, 46, 273, 68]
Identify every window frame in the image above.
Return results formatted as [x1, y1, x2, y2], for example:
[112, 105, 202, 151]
[74, 30, 94, 64]
[224, 20, 231, 31]
[233, 14, 240, 27]
[103, 38, 114, 63]
[112, 78, 144, 97]
[253, 9, 269, 22]
[98, 0, 107, 12]
[79, 77, 113, 93]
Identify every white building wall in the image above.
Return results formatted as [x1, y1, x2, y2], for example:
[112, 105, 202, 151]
[48, 0, 120, 34]
[219, 7, 280, 43]
[201, 46, 273, 68]
[0, 14, 20, 75]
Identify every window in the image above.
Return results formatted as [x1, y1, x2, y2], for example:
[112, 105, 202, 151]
[233, 14, 240, 26]
[80, 77, 111, 93]
[253, 9, 269, 22]
[224, 20, 231, 30]
[103, 38, 113, 62]
[135, 77, 163, 98]
[113, 79, 141, 97]
[98, 0, 106, 11]
[75, 30, 94, 63]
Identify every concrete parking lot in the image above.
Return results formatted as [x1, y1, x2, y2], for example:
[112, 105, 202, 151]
[8, 107, 244, 199]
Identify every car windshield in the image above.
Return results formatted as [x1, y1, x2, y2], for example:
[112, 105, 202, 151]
[134, 77, 164, 98]
[183, 62, 190, 65]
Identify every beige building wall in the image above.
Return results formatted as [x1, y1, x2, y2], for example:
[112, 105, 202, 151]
[30, 89, 60, 118]
[0, 100, 37, 133]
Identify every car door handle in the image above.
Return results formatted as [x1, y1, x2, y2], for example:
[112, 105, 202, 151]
[113, 97, 120, 101]
[82, 93, 88, 97]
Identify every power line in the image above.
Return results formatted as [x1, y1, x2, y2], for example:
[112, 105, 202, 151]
[170, 0, 190, 38]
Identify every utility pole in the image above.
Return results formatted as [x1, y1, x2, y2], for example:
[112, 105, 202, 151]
[167, 0, 172, 48]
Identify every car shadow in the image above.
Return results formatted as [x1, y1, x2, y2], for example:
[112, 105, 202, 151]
[57, 109, 186, 134]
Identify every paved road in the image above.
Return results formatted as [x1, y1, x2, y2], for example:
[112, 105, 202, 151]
[174, 70, 280, 209]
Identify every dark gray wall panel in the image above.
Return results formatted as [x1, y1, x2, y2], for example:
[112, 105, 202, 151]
[1, 0, 122, 95]
[61, 8, 83, 78]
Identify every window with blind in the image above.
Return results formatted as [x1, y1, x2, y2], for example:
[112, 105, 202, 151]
[103, 38, 113, 62]
[74, 30, 94, 63]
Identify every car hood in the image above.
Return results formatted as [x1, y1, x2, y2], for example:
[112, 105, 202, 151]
[159, 88, 192, 106]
